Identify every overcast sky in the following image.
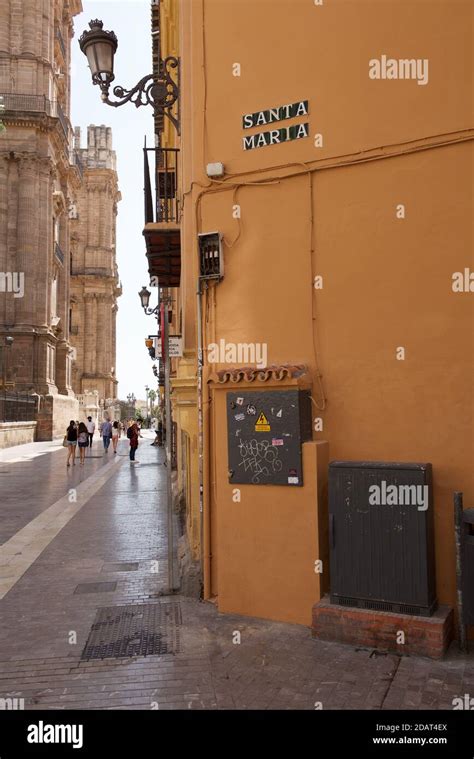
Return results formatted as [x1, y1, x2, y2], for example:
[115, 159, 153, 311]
[71, 1, 157, 401]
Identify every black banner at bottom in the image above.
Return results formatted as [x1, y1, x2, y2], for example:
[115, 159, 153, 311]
[0, 710, 473, 757]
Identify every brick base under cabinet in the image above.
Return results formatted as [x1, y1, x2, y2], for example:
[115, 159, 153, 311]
[312, 596, 454, 659]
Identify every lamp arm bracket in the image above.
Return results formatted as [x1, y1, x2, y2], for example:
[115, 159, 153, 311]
[101, 58, 180, 134]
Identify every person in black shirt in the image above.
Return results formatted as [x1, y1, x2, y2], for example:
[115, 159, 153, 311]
[66, 420, 77, 467]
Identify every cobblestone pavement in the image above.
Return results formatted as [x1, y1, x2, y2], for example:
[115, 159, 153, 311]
[0, 433, 473, 710]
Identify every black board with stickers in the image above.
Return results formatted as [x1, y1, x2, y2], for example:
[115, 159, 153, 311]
[226, 389, 312, 486]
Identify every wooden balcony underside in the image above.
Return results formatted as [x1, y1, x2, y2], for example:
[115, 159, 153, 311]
[143, 224, 181, 287]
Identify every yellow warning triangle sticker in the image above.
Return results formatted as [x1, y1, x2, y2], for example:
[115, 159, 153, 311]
[255, 412, 270, 432]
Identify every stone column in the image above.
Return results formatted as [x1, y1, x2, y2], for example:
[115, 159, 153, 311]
[97, 295, 109, 375]
[37, 159, 54, 326]
[0, 3, 9, 74]
[0, 157, 10, 327]
[91, 295, 98, 376]
[21, 0, 37, 56]
[55, 340, 70, 395]
[84, 293, 96, 375]
[111, 303, 118, 397]
[16, 156, 39, 326]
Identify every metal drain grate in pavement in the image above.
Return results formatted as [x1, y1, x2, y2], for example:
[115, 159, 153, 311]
[101, 562, 139, 572]
[74, 582, 117, 594]
[81, 602, 182, 660]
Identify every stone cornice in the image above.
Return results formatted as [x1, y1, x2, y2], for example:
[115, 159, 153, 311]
[0, 151, 55, 173]
[2, 139, 71, 186]
[83, 292, 116, 303]
[172, 376, 198, 391]
[1, 112, 67, 142]
[69, 0, 83, 18]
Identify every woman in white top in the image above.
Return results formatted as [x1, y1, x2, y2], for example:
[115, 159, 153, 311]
[111, 420, 121, 454]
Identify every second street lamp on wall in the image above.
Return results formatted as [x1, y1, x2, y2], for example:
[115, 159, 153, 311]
[139, 286, 159, 316]
[79, 19, 180, 134]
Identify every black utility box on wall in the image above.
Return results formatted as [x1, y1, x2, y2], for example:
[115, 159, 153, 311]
[329, 461, 437, 617]
[227, 389, 312, 486]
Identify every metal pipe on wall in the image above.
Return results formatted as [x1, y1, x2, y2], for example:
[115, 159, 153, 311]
[454, 491, 467, 653]
[197, 280, 204, 588]
[197, 279, 212, 598]
[162, 288, 177, 591]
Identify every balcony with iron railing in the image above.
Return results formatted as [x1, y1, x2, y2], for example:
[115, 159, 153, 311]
[56, 102, 68, 139]
[143, 147, 181, 288]
[55, 25, 67, 60]
[0, 93, 69, 139]
[69, 149, 84, 179]
[55, 242, 64, 264]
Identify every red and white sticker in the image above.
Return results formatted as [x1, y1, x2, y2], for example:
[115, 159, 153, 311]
[272, 438, 284, 446]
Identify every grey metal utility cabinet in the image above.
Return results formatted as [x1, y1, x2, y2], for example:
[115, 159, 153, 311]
[329, 461, 437, 617]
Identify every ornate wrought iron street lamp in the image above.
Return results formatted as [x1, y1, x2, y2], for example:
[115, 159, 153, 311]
[79, 20, 180, 134]
[138, 286, 159, 316]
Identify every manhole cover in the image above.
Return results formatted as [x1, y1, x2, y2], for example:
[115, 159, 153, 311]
[101, 562, 139, 573]
[81, 602, 182, 660]
[74, 582, 117, 594]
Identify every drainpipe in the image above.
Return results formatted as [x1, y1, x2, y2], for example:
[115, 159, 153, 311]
[162, 291, 176, 591]
[197, 279, 211, 597]
[197, 279, 204, 591]
[454, 492, 467, 652]
[203, 368, 211, 599]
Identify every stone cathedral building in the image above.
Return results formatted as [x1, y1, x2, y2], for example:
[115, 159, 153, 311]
[69, 125, 121, 422]
[0, 0, 120, 440]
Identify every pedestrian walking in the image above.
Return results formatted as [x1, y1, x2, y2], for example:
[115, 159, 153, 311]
[65, 420, 77, 467]
[77, 422, 89, 465]
[156, 420, 163, 447]
[101, 418, 113, 453]
[111, 420, 121, 454]
[86, 416, 95, 449]
[128, 422, 139, 463]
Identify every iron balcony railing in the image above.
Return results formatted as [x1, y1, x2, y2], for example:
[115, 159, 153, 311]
[70, 150, 84, 178]
[0, 93, 52, 114]
[0, 392, 37, 423]
[144, 147, 180, 224]
[55, 25, 67, 59]
[55, 242, 64, 264]
[0, 93, 69, 139]
[56, 102, 68, 138]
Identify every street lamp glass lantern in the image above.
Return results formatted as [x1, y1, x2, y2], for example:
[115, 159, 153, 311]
[79, 20, 118, 91]
[139, 286, 151, 310]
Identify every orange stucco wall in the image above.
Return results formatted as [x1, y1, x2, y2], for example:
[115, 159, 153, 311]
[210, 381, 329, 625]
[178, 0, 473, 622]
